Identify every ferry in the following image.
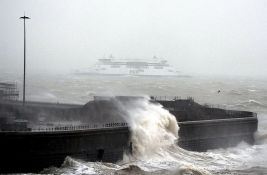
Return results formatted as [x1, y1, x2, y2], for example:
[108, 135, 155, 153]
[76, 56, 182, 76]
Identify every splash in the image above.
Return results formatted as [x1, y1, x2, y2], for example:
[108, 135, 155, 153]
[255, 114, 267, 144]
[115, 96, 179, 159]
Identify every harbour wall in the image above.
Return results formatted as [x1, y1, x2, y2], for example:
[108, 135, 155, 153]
[178, 116, 258, 151]
[0, 98, 259, 173]
[0, 127, 130, 173]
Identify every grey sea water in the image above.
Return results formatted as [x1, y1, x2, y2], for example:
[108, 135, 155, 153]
[1, 73, 267, 175]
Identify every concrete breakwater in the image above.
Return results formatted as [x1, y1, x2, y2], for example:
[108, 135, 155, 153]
[178, 117, 258, 151]
[0, 127, 130, 173]
[0, 96, 258, 173]
[156, 97, 258, 151]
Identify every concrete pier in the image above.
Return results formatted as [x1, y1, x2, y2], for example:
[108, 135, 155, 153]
[178, 117, 258, 151]
[0, 127, 130, 173]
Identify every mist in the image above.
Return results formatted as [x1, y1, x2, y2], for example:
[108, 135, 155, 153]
[0, 0, 266, 77]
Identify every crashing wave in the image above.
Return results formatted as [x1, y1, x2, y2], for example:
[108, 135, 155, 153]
[114, 96, 178, 159]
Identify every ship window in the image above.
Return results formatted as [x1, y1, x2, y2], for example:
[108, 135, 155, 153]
[111, 65, 120, 68]
[126, 65, 134, 68]
[154, 66, 163, 69]
[97, 149, 104, 161]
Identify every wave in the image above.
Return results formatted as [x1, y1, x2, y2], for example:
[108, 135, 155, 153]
[41, 156, 97, 174]
[255, 114, 267, 145]
[231, 99, 266, 109]
[115, 97, 178, 159]
[52, 143, 267, 175]
[116, 164, 211, 175]
[255, 131, 267, 145]
[247, 99, 264, 106]
[228, 90, 243, 96]
[247, 89, 257, 92]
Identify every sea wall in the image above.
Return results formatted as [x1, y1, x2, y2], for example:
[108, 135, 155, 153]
[0, 127, 130, 173]
[178, 116, 258, 151]
[0, 98, 259, 173]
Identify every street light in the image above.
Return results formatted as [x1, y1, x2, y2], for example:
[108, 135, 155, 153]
[20, 15, 30, 105]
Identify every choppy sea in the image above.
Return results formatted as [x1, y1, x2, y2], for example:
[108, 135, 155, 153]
[1, 73, 267, 175]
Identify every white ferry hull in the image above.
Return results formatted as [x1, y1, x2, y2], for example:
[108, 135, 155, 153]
[83, 68, 179, 76]
[76, 57, 185, 77]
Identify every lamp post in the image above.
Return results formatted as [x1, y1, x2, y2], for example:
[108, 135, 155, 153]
[20, 15, 30, 105]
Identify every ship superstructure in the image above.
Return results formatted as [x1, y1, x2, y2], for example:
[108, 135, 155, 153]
[78, 56, 180, 76]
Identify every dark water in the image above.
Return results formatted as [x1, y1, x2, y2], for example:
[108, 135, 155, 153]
[1, 73, 267, 175]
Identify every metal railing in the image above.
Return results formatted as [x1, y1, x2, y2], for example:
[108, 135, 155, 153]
[150, 96, 184, 101]
[31, 122, 129, 132]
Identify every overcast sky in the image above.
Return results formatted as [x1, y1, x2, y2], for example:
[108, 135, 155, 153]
[0, 0, 266, 77]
